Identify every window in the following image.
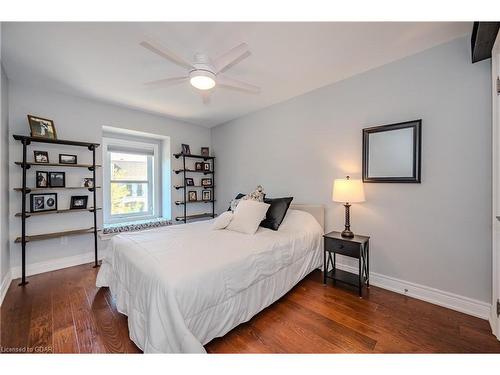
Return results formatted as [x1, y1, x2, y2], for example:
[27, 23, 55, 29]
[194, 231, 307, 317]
[103, 137, 160, 224]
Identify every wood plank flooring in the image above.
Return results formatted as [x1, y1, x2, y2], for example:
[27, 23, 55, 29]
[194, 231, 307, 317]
[1, 263, 499, 353]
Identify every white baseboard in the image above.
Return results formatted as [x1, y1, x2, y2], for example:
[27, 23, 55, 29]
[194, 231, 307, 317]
[336, 263, 491, 320]
[0, 270, 12, 306]
[10, 251, 104, 280]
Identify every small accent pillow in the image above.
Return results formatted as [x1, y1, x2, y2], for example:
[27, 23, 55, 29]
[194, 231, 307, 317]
[260, 197, 294, 231]
[228, 185, 266, 212]
[226, 199, 270, 235]
[212, 211, 234, 230]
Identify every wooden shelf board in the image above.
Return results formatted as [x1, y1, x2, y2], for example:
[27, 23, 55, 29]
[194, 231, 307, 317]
[173, 169, 213, 174]
[15, 162, 101, 168]
[173, 153, 215, 160]
[174, 185, 214, 189]
[175, 213, 215, 221]
[15, 208, 101, 217]
[14, 186, 101, 192]
[13, 134, 100, 148]
[175, 200, 215, 205]
[15, 227, 98, 243]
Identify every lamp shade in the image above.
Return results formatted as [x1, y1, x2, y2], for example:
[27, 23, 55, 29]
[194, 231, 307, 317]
[332, 177, 365, 203]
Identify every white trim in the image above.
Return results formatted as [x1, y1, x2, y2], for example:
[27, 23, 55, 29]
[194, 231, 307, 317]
[0, 270, 12, 306]
[335, 262, 491, 320]
[10, 251, 105, 280]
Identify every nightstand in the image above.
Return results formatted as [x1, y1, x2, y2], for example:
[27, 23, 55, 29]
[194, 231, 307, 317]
[323, 231, 370, 297]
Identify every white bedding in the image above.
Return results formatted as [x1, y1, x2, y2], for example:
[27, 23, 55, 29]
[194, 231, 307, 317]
[96, 209, 323, 353]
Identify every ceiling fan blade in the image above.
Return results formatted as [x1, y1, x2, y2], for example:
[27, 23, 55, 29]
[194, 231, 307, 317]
[213, 43, 250, 73]
[140, 40, 194, 70]
[144, 76, 188, 87]
[217, 75, 260, 94]
[201, 91, 211, 105]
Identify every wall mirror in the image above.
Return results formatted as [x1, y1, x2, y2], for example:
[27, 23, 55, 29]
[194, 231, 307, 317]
[362, 120, 421, 183]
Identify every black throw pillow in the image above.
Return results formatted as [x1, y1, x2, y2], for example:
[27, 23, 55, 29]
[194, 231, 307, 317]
[260, 197, 294, 231]
[227, 193, 246, 211]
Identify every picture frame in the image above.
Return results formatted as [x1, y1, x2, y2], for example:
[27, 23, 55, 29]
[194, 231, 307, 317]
[195, 162, 203, 171]
[33, 151, 49, 164]
[188, 191, 197, 202]
[59, 154, 77, 164]
[48, 171, 66, 188]
[203, 162, 211, 171]
[201, 147, 210, 157]
[27, 115, 57, 140]
[202, 190, 212, 201]
[36, 171, 49, 188]
[70, 195, 88, 210]
[82, 178, 94, 188]
[30, 193, 57, 213]
[201, 178, 212, 187]
[185, 177, 194, 186]
[181, 144, 191, 155]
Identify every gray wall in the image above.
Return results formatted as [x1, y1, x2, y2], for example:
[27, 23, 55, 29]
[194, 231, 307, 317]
[212, 36, 492, 302]
[8, 82, 211, 274]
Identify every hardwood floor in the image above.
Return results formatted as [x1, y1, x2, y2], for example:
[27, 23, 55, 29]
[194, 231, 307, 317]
[1, 263, 499, 353]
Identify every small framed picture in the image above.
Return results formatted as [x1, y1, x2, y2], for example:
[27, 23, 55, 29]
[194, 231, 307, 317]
[195, 162, 203, 171]
[181, 144, 191, 155]
[202, 190, 212, 201]
[201, 178, 212, 187]
[48, 171, 65, 187]
[188, 191, 197, 202]
[203, 162, 211, 171]
[185, 177, 194, 186]
[30, 193, 57, 212]
[27, 115, 57, 140]
[34, 151, 49, 163]
[70, 195, 88, 209]
[59, 154, 77, 164]
[201, 147, 209, 157]
[82, 178, 94, 188]
[36, 171, 49, 188]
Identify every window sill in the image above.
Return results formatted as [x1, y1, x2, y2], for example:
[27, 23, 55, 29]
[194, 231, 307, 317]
[101, 217, 172, 238]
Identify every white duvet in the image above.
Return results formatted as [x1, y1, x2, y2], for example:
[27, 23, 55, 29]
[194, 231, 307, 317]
[96, 209, 323, 353]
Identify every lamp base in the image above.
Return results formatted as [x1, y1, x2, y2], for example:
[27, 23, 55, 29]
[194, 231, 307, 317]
[341, 229, 354, 238]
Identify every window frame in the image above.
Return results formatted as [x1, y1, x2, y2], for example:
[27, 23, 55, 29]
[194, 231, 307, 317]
[103, 137, 161, 225]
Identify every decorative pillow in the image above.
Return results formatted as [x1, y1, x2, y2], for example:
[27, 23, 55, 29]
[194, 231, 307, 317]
[212, 211, 234, 230]
[226, 199, 270, 235]
[227, 193, 246, 211]
[228, 185, 266, 212]
[260, 197, 294, 231]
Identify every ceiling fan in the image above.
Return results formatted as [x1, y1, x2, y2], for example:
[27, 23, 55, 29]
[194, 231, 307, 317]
[140, 39, 260, 102]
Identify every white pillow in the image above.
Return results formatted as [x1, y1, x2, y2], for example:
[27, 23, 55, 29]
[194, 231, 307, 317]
[212, 211, 233, 230]
[226, 199, 270, 235]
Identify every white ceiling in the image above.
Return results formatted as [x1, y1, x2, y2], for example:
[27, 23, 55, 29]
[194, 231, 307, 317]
[2, 22, 470, 127]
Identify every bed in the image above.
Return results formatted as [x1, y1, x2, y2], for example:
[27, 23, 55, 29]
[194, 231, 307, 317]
[96, 204, 324, 353]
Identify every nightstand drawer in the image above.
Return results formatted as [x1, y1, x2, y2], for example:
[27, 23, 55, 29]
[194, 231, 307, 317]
[324, 237, 360, 258]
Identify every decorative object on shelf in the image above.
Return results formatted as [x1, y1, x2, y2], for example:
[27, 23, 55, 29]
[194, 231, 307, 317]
[332, 176, 365, 238]
[181, 144, 191, 155]
[188, 191, 197, 201]
[362, 119, 422, 183]
[36, 171, 49, 188]
[59, 153, 77, 164]
[195, 162, 203, 171]
[27, 115, 57, 140]
[201, 147, 209, 157]
[202, 190, 212, 201]
[30, 192, 57, 212]
[203, 162, 210, 171]
[49, 171, 66, 187]
[70, 195, 88, 209]
[201, 178, 212, 187]
[185, 177, 194, 186]
[82, 177, 94, 188]
[33, 150, 49, 163]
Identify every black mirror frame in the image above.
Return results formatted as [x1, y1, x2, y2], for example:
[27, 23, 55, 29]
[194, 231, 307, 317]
[362, 119, 422, 183]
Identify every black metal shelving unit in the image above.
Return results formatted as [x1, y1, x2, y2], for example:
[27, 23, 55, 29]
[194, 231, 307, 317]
[13, 135, 101, 286]
[173, 152, 215, 223]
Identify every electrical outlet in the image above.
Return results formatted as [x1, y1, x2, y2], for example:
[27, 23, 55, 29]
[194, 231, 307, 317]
[404, 288, 408, 294]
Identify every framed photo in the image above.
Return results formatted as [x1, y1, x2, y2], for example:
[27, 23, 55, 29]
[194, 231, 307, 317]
[82, 178, 94, 188]
[33, 151, 49, 163]
[27, 115, 57, 140]
[36, 171, 49, 188]
[201, 178, 212, 187]
[30, 193, 57, 212]
[70, 195, 88, 209]
[185, 177, 194, 186]
[181, 144, 191, 155]
[195, 162, 203, 171]
[48, 171, 65, 188]
[203, 162, 211, 171]
[202, 190, 212, 201]
[201, 147, 209, 157]
[59, 154, 77, 164]
[188, 191, 197, 202]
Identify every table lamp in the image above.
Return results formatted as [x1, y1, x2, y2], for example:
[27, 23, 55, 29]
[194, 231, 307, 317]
[332, 176, 365, 238]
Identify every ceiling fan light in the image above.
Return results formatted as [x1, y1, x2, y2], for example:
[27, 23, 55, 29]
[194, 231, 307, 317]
[189, 70, 216, 90]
